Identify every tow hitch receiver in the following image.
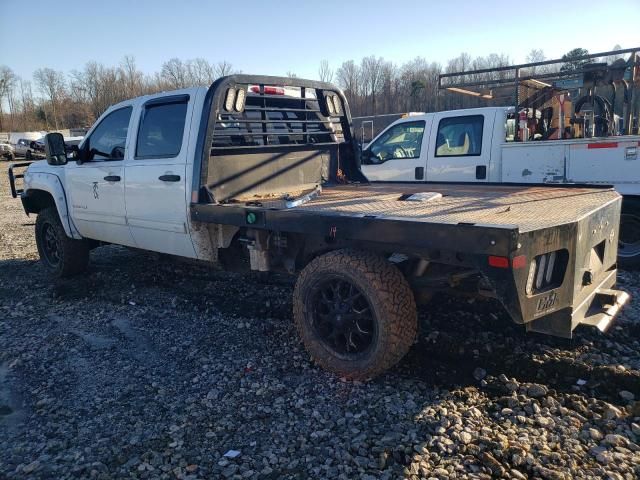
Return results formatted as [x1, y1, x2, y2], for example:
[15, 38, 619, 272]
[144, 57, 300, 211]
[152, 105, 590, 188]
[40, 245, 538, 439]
[579, 288, 630, 333]
[526, 285, 629, 337]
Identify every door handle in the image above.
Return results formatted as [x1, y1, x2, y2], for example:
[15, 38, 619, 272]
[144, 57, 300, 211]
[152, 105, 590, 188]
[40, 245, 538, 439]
[159, 174, 181, 182]
[103, 175, 121, 182]
[475, 165, 487, 180]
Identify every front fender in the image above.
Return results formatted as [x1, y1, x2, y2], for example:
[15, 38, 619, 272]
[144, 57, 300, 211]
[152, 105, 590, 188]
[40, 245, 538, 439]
[23, 171, 82, 239]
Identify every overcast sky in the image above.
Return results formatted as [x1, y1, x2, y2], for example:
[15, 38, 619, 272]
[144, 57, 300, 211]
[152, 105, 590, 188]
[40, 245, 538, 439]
[1, 0, 639, 90]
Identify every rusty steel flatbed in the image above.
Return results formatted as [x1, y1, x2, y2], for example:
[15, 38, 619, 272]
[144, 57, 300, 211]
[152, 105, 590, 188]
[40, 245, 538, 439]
[293, 183, 621, 233]
[191, 182, 621, 260]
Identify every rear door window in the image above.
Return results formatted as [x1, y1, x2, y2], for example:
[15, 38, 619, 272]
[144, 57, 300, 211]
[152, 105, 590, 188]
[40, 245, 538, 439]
[136, 98, 189, 158]
[435, 115, 484, 157]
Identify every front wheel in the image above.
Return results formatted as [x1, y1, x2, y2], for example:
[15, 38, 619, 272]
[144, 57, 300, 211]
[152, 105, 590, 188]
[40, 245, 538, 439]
[35, 207, 90, 277]
[293, 249, 417, 380]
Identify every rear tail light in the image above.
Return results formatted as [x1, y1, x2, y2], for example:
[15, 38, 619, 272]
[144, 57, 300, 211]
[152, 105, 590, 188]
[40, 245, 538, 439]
[326, 96, 336, 115]
[234, 88, 246, 111]
[224, 88, 236, 111]
[325, 94, 342, 116]
[224, 87, 247, 112]
[526, 249, 568, 295]
[332, 95, 342, 115]
[488, 255, 509, 268]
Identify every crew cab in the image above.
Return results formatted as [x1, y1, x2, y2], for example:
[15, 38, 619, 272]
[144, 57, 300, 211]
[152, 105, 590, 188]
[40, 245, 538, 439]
[360, 107, 640, 266]
[8, 76, 629, 380]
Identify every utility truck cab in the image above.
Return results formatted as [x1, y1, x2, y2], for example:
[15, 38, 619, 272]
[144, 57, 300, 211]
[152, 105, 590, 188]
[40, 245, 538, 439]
[361, 107, 504, 183]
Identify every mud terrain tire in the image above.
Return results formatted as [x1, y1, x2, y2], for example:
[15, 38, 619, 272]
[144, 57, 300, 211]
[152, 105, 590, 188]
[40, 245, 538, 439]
[35, 207, 89, 277]
[293, 249, 417, 380]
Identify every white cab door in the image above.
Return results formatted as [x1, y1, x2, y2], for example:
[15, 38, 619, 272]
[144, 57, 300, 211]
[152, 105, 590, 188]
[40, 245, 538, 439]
[66, 106, 136, 246]
[360, 119, 430, 181]
[124, 94, 196, 258]
[426, 111, 494, 182]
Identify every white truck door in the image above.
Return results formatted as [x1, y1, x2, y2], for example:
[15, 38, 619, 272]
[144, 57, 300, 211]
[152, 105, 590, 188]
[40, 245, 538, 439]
[66, 106, 136, 246]
[124, 94, 197, 258]
[360, 119, 430, 181]
[426, 111, 493, 182]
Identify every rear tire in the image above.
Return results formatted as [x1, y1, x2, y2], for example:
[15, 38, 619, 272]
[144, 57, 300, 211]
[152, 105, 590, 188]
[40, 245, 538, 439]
[35, 207, 89, 277]
[26, 150, 32, 160]
[293, 249, 417, 380]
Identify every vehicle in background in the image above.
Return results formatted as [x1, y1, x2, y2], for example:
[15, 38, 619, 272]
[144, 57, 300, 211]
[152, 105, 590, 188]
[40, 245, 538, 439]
[63, 136, 84, 156]
[0, 142, 15, 161]
[31, 138, 46, 157]
[14, 138, 45, 159]
[14, 136, 71, 160]
[8, 132, 44, 147]
[7, 75, 629, 380]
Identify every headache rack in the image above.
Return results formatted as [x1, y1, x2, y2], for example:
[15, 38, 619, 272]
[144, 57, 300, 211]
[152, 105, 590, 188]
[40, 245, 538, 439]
[196, 75, 365, 204]
[212, 86, 345, 149]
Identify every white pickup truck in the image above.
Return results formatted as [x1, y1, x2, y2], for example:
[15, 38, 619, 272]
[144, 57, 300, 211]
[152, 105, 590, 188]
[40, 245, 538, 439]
[360, 107, 640, 266]
[7, 76, 629, 380]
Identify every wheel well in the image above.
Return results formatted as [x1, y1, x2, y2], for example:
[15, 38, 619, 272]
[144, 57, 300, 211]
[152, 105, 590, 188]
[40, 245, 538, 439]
[22, 189, 56, 214]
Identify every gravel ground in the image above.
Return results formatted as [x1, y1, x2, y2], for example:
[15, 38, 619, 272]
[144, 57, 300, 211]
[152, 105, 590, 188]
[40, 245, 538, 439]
[1, 174, 639, 479]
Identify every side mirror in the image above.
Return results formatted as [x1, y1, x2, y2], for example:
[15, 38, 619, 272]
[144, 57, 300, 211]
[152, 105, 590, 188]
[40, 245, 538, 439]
[44, 133, 68, 165]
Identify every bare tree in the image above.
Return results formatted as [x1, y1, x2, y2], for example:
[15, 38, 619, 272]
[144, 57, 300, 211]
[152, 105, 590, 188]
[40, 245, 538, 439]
[19, 79, 36, 130]
[119, 55, 145, 97]
[360, 56, 384, 115]
[186, 58, 216, 86]
[161, 58, 189, 89]
[318, 60, 333, 83]
[33, 67, 66, 129]
[0, 66, 17, 131]
[336, 60, 361, 114]
[215, 61, 234, 78]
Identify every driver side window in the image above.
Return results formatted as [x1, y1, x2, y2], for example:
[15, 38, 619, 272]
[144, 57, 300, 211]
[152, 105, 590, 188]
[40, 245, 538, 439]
[369, 121, 425, 163]
[85, 107, 132, 161]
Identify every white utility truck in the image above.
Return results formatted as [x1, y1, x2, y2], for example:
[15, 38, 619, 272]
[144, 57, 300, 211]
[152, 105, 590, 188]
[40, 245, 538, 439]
[360, 106, 640, 266]
[7, 75, 629, 380]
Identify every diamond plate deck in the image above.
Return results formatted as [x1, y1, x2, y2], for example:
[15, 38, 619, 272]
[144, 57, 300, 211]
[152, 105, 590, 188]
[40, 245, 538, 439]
[294, 184, 620, 233]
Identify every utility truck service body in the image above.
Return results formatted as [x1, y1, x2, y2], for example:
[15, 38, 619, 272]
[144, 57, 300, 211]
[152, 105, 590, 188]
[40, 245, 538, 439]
[8, 76, 629, 380]
[360, 107, 640, 265]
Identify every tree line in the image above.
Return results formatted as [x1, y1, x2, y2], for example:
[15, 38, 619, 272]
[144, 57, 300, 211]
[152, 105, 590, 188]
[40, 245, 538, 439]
[0, 57, 236, 132]
[0, 47, 612, 132]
